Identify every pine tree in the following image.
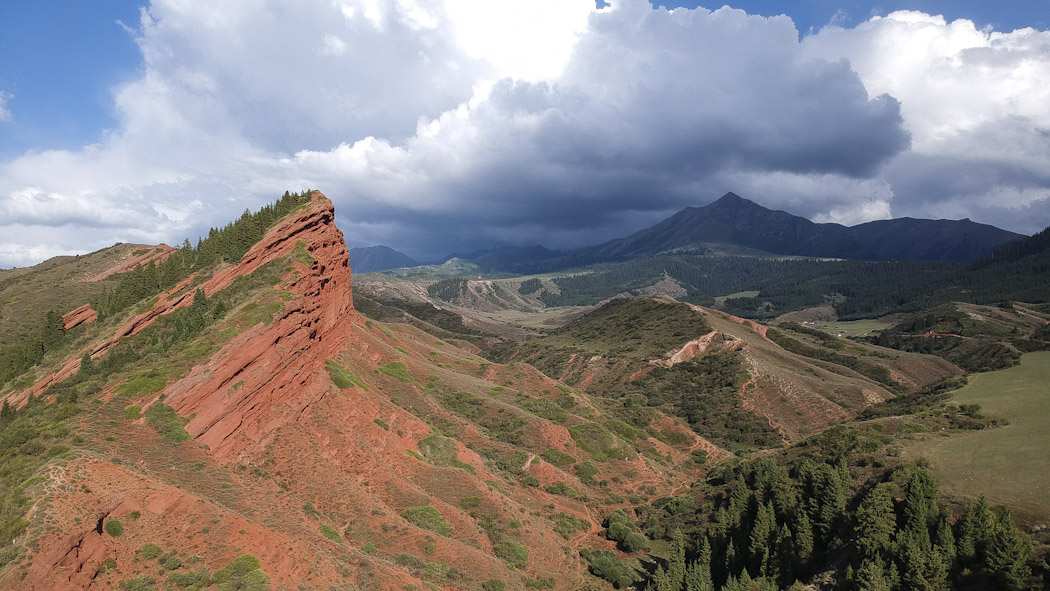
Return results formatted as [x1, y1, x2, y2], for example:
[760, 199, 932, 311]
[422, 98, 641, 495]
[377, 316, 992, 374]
[40, 309, 65, 353]
[773, 524, 795, 587]
[900, 535, 930, 591]
[933, 508, 955, 564]
[667, 529, 686, 590]
[956, 502, 978, 564]
[903, 467, 938, 550]
[78, 352, 95, 376]
[855, 558, 891, 591]
[749, 502, 775, 575]
[855, 482, 896, 560]
[794, 510, 814, 566]
[652, 565, 674, 591]
[986, 506, 1032, 590]
[925, 548, 950, 591]
[813, 463, 846, 544]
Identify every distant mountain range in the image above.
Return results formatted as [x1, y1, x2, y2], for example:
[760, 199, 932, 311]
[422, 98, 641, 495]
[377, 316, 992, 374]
[348, 245, 418, 273]
[358, 193, 1027, 275]
[442, 192, 1026, 273]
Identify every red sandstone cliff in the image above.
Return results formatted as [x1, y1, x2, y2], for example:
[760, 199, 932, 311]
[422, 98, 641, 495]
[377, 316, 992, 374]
[164, 193, 356, 459]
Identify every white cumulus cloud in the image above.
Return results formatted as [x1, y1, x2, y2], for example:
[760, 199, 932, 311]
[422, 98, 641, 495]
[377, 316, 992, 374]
[0, 1, 1047, 267]
[803, 11, 1050, 231]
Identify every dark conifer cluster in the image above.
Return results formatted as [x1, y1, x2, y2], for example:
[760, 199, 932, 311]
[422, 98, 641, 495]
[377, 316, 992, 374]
[0, 190, 310, 390]
[617, 456, 1035, 591]
[93, 190, 312, 318]
[0, 309, 65, 386]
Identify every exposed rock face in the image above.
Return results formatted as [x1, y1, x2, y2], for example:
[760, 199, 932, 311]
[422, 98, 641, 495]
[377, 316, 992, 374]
[61, 304, 98, 331]
[83, 244, 175, 283]
[651, 329, 745, 367]
[9, 192, 351, 409]
[165, 193, 356, 459]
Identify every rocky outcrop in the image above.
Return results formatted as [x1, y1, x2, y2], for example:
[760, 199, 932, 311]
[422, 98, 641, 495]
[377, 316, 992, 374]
[83, 244, 175, 282]
[61, 304, 97, 331]
[8, 192, 351, 409]
[650, 329, 745, 367]
[164, 193, 355, 460]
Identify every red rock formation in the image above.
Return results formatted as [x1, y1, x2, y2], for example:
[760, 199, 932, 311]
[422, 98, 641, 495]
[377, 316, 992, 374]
[164, 192, 356, 459]
[83, 244, 175, 282]
[8, 192, 350, 408]
[61, 304, 97, 331]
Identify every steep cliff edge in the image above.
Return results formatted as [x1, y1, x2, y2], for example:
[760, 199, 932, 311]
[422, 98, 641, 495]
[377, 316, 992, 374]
[163, 193, 355, 459]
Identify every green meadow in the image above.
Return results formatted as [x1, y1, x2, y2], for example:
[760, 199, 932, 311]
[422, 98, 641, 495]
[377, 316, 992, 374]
[906, 351, 1050, 518]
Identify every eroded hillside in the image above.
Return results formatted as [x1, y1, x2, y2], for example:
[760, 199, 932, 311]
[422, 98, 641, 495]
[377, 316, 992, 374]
[0, 193, 724, 591]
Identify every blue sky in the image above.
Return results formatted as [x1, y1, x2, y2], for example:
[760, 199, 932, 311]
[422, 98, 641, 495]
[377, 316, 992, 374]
[1, 0, 1049, 267]
[0, 1, 142, 158]
[3, 1, 1046, 159]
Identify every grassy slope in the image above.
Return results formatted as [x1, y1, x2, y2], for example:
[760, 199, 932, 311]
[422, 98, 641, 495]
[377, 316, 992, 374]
[0, 245, 144, 337]
[905, 351, 1050, 519]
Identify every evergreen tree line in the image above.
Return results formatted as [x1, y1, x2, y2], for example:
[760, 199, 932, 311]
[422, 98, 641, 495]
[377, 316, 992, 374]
[0, 191, 310, 390]
[629, 458, 1036, 591]
[92, 190, 312, 319]
[49, 287, 224, 403]
[0, 309, 69, 387]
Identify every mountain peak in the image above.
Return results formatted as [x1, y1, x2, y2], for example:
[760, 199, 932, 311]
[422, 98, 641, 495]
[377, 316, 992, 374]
[711, 191, 747, 205]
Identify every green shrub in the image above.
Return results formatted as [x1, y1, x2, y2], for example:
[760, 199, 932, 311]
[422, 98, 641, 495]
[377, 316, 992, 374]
[460, 496, 481, 509]
[124, 405, 142, 420]
[524, 576, 556, 589]
[544, 482, 577, 498]
[104, 518, 124, 537]
[603, 419, 646, 441]
[493, 541, 529, 569]
[483, 580, 507, 591]
[373, 418, 390, 430]
[401, 506, 452, 536]
[417, 435, 475, 474]
[326, 359, 367, 390]
[140, 542, 162, 559]
[213, 554, 268, 591]
[423, 561, 462, 582]
[160, 553, 183, 570]
[540, 448, 576, 467]
[117, 368, 168, 397]
[522, 398, 568, 423]
[602, 510, 648, 552]
[320, 524, 344, 542]
[395, 553, 426, 569]
[378, 361, 415, 383]
[119, 576, 156, 591]
[362, 543, 376, 554]
[569, 423, 636, 462]
[575, 461, 599, 483]
[167, 569, 211, 590]
[145, 403, 191, 442]
[443, 391, 485, 419]
[555, 513, 590, 539]
[581, 549, 634, 588]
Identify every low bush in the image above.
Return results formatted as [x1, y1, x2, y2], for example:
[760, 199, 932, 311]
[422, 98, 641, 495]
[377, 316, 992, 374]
[401, 506, 452, 536]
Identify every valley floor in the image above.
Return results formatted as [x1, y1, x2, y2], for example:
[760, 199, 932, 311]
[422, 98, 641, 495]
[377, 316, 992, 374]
[905, 351, 1050, 520]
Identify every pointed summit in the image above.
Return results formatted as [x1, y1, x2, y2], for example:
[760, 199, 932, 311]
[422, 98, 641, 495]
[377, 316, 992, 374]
[712, 191, 745, 204]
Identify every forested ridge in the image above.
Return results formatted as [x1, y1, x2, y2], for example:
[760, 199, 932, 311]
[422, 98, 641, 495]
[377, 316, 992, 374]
[0, 190, 312, 389]
[582, 425, 1042, 591]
